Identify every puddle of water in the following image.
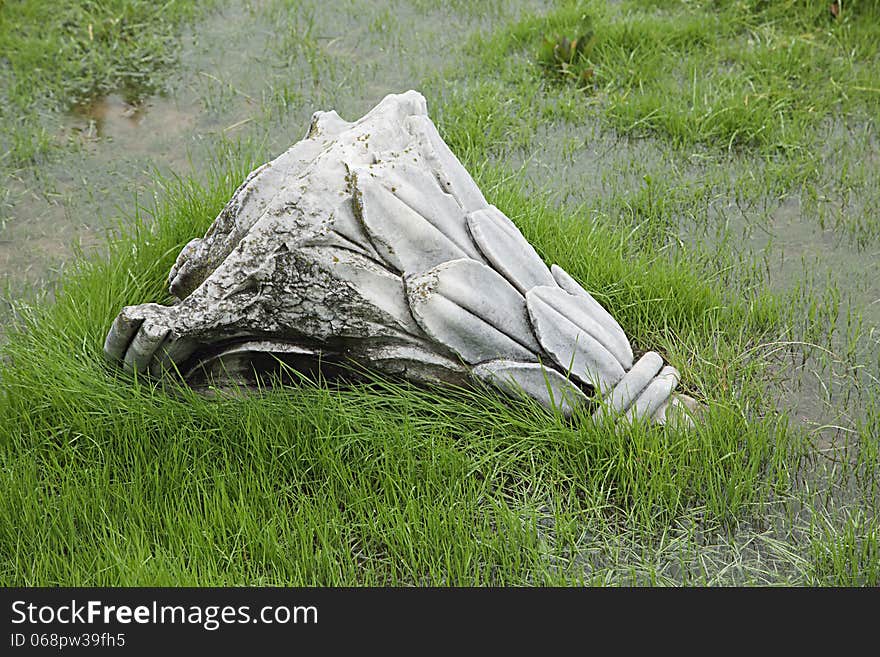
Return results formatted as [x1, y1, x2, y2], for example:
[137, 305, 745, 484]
[508, 107, 879, 456]
[70, 95, 148, 139]
[699, 195, 880, 325]
[512, 114, 880, 326]
[0, 89, 202, 291]
[67, 94, 196, 147]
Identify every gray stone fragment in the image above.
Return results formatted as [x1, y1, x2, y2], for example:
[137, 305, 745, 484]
[102, 89, 700, 430]
[360, 344, 468, 387]
[624, 365, 680, 422]
[652, 393, 700, 428]
[297, 245, 421, 337]
[103, 308, 145, 364]
[550, 264, 632, 365]
[104, 303, 174, 370]
[475, 204, 520, 234]
[403, 114, 488, 212]
[363, 162, 485, 261]
[406, 259, 540, 364]
[355, 173, 469, 274]
[149, 336, 198, 378]
[526, 288, 625, 394]
[123, 323, 170, 375]
[168, 116, 347, 300]
[527, 285, 633, 370]
[467, 206, 557, 295]
[593, 351, 664, 419]
[472, 360, 589, 417]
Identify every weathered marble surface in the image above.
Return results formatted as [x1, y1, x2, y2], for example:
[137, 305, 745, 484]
[104, 90, 698, 426]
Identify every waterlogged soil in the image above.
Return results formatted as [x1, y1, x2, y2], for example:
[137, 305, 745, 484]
[512, 113, 880, 453]
[511, 117, 880, 326]
[0, 0, 546, 296]
[1, 93, 197, 292]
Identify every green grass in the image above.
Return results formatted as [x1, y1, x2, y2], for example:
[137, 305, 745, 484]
[0, 0, 215, 167]
[1, 0, 878, 585]
[520, 0, 880, 152]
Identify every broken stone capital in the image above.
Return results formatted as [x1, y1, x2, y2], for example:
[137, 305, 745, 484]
[104, 90, 699, 427]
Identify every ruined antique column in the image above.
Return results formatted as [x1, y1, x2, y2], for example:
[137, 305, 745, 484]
[104, 90, 698, 427]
